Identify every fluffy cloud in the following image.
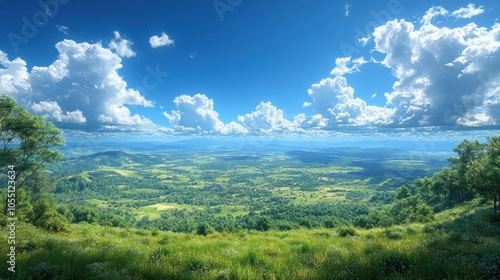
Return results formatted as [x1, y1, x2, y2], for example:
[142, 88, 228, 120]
[109, 31, 136, 58]
[451, 3, 484, 19]
[163, 94, 247, 134]
[0, 40, 160, 132]
[163, 95, 307, 135]
[149, 32, 174, 48]
[330, 57, 367, 76]
[237, 101, 300, 134]
[421, 6, 448, 25]
[305, 77, 393, 127]
[309, 4, 499, 129]
[293, 113, 328, 129]
[373, 15, 500, 127]
[421, 4, 484, 24]
[0, 51, 30, 95]
[31, 101, 86, 123]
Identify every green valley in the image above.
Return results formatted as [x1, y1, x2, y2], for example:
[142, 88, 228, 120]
[2, 136, 500, 279]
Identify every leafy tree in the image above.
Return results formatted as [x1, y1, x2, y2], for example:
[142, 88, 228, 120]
[396, 186, 412, 200]
[57, 205, 75, 223]
[434, 167, 460, 202]
[70, 205, 100, 223]
[390, 196, 434, 224]
[0, 188, 34, 223]
[1, 95, 65, 213]
[13, 188, 35, 221]
[255, 216, 271, 231]
[21, 170, 58, 194]
[196, 222, 214, 236]
[32, 197, 70, 232]
[414, 178, 432, 202]
[467, 136, 500, 213]
[447, 139, 484, 202]
[99, 212, 129, 228]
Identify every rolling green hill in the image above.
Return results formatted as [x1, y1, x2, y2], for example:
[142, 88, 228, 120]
[1, 199, 499, 279]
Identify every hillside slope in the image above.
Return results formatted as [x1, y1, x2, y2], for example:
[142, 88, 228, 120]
[1, 200, 499, 280]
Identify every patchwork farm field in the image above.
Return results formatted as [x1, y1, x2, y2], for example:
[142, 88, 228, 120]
[51, 140, 450, 229]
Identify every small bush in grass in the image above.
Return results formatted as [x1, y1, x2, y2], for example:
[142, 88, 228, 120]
[240, 249, 266, 267]
[291, 241, 314, 254]
[135, 229, 148, 236]
[315, 231, 331, 238]
[363, 242, 384, 256]
[338, 226, 357, 237]
[185, 256, 210, 273]
[139, 237, 151, 246]
[383, 227, 405, 240]
[364, 233, 375, 240]
[238, 230, 247, 240]
[158, 234, 170, 245]
[406, 226, 418, 235]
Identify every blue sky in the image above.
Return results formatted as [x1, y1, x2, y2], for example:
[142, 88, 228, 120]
[0, 0, 499, 139]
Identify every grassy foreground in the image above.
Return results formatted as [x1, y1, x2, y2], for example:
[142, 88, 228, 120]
[1, 201, 499, 279]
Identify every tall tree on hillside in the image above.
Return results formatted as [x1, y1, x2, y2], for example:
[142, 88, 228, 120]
[434, 166, 460, 202]
[1, 95, 65, 214]
[467, 136, 500, 213]
[447, 139, 485, 202]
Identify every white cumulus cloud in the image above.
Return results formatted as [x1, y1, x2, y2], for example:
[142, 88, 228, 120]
[31, 101, 86, 123]
[0, 40, 161, 132]
[306, 77, 393, 127]
[163, 94, 247, 134]
[0, 51, 30, 96]
[421, 4, 484, 25]
[149, 32, 174, 48]
[109, 31, 136, 58]
[373, 17, 500, 127]
[237, 101, 300, 134]
[421, 6, 448, 25]
[330, 56, 367, 76]
[451, 3, 484, 19]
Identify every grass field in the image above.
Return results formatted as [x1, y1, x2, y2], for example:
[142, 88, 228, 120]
[2, 200, 499, 280]
[135, 203, 203, 219]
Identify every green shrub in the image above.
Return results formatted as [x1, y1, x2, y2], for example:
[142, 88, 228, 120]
[383, 227, 405, 240]
[158, 234, 171, 244]
[240, 249, 266, 267]
[255, 216, 271, 231]
[338, 226, 357, 237]
[33, 198, 70, 232]
[196, 222, 214, 236]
